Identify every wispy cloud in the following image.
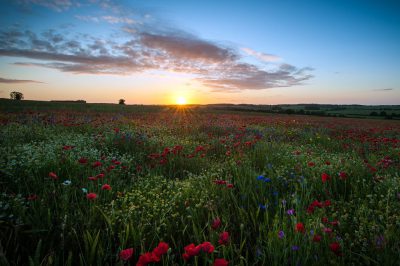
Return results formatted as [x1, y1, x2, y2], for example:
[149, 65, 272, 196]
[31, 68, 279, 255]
[16, 0, 78, 12]
[0, 77, 43, 83]
[75, 15, 136, 24]
[0, 23, 313, 91]
[241, 47, 281, 62]
[373, 88, 395, 92]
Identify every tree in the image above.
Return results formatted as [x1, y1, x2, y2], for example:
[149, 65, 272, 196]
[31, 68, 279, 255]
[10, 91, 24, 100]
[119, 99, 125, 105]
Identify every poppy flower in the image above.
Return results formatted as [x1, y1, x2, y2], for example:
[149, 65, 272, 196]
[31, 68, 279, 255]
[200, 242, 214, 253]
[321, 173, 330, 183]
[321, 217, 328, 223]
[214, 258, 229, 266]
[308, 162, 315, 167]
[88, 176, 97, 181]
[329, 242, 341, 255]
[27, 194, 38, 201]
[339, 171, 347, 180]
[153, 242, 169, 257]
[101, 184, 111, 190]
[226, 183, 234, 188]
[218, 231, 230, 245]
[324, 200, 331, 207]
[184, 243, 201, 257]
[211, 218, 222, 230]
[313, 234, 322, 242]
[119, 248, 134, 261]
[86, 193, 97, 200]
[49, 172, 58, 180]
[136, 252, 157, 266]
[92, 161, 102, 168]
[96, 173, 105, 179]
[295, 222, 305, 233]
[78, 157, 88, 164]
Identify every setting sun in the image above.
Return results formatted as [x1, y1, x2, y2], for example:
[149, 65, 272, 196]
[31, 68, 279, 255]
[176, 96, 187, 105]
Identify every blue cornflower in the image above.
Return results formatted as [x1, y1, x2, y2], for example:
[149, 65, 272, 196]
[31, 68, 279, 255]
[264, 177, 271, 183]
[257, 175, 264, 180]
[287, 209, 295, 215]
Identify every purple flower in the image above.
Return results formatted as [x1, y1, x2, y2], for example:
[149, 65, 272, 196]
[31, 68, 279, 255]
[287, 209, 295, 215]
[278, 230, 285, 239]
[292, 245, 299, 251]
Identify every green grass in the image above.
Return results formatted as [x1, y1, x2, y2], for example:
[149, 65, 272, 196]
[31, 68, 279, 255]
[1, 101, 399, 265]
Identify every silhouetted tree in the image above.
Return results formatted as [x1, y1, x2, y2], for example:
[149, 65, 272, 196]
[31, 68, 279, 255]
[119, 99, 125, 105]
[10, 91, 24, 100]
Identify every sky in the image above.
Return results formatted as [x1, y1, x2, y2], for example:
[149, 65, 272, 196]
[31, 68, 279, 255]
[0, 0, 399, 105]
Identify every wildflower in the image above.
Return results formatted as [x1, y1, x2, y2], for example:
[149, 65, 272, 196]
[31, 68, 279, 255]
[313, 234, 322, 242]
[86, 193, 97, 200]
[308, 161, 315, 167]
[62, 180, 71, 186]
[329, 242, 341, 255]
[321, 173, 330, 183]
[218, 231, 230, 245]
[257, 175, 264, 180]
[211, 218, 222, 230]
[287, 209, 295, 215]
[88, 176, 97, 181]
[96, 173, 105, 179]
[101, 184, 111, 190]
[226, 183, 234, 188]
[214, 258, 229, 266]
[324, 200, 331, 207]
[264, 177, 271, 183]
[278, 230, 285, 239]
[78, 157, 88, 164]
[119, 248, 134, 261]
[27, 194, 38, 201]
[325, 161, 331, 165]
[49, 172, 58, 180]
[321, 217, 328, 223]
[200, 242, 215, 253]
[292, 245, 299, 251]
[137, 252, 157, 266]
[295, 222, 305, 233]
[92, 161, 102, 168]
[82, 188, 88, 194]
[323, 227, 333, 234]
[339, 171, 347, 180]
[184, 243, 201, 257]
[153, 242, 169, 258]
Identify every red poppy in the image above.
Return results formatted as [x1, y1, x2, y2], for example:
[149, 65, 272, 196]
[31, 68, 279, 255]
[101, 184, 111, 190]
[226, 183, 234, 188]
[119, 248, 134, 261]
[27, 194, 38, 201]
[211, 218, 222, 230]
[321, 173, 330, 183]
[49, 172, 58, 180]
[325, 161, 331, 165]
[324, 200, 331, 207]
[96, 173, 105, 179]
[92, 161, 102, 168]
[153, 242, 169, 258]
[214, 258, 229, 266]
[218, 231, 230, 245]
[78, 157, 88, 164]
[88, 176, 97, 181]
[339, 171, 347, 180]
[184, 243, 201, 257]
[321, 217, 328, 223]
[86, 193, 97, 200]
[295, 222, 305, 233]
[329, 242, 341, 255]
[313, 235, 322, 242]
[200, 242, 214, 253]
[308, 162, 315, 167]
[136, 252, 157, 266]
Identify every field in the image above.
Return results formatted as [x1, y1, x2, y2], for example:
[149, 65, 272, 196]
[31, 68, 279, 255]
[1, 101, 400, 265]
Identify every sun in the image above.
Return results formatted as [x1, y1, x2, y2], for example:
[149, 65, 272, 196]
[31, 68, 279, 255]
[176, 96, 187, 105]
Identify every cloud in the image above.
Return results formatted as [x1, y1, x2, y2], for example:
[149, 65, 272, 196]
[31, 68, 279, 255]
[16, 0, 78, 12]
[241, 47, 281, 62]
[75, 15, 136, 24]
[0, 77, 43, 83]
[0, 25, 313, 91]
[140, 32, 238, 63]
[373, 88, 395, 92]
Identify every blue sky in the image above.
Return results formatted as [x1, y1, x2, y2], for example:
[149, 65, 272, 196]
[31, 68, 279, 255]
[0, 0, 399, 104]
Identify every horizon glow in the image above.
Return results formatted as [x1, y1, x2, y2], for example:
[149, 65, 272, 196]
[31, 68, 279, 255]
[0, 0, 399, 105]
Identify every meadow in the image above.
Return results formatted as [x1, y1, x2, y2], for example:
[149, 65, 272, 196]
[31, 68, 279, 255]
[1, 102, 399, 265]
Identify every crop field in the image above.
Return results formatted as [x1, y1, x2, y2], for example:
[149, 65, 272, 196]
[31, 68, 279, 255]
[1, 105, 399, 265]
